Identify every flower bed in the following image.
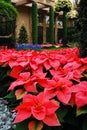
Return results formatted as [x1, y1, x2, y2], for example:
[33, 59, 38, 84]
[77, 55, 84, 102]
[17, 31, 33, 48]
[15, 43, 41, 50]
[15, 43, 63, 50]
[0, 47, 87, 130]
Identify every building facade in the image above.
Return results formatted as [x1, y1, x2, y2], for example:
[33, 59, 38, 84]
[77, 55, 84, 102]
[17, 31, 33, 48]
[12, 0, 63, 44]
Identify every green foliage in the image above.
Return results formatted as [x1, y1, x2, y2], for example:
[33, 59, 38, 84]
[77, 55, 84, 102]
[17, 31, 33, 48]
[15, 119, 29, 130]
[32, 2, 38, 44]
[49, 7, 54, 44]
[63, 11, 68, 45]
[0, 66, 12, 97]
[78, 0, 87, 57]
[76, 106, 87, 116]
[67, 10, 78, 19]
[18, 25, 28, 44]
[82, 116, 87, 130]
[55, 0, 72, 46]
[67, 25, 80, 42]
[55, 0, 72, 12]
[4, 0, 11, 3]
[57, 105, 68, 123]
[0, 0, 18, 48]
[0, 0, 18, 19]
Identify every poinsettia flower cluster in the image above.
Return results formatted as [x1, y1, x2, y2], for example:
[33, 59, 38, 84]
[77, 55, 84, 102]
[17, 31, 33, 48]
[0, 47, 87, 130]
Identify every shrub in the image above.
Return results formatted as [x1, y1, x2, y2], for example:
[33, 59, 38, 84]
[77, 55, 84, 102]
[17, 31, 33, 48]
[17, 25, 28, 44]
[0, 0, 18, 48]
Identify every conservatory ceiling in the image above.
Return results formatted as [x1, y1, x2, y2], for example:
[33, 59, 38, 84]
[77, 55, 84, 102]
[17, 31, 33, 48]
[11, 0, 55, 11]
[11, 0, 79, 8]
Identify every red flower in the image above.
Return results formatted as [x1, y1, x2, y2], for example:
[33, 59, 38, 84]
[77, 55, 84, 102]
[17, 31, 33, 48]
[8, 49, 31, 68]
[14, 92, 60, 126]
[41, 77, 72, 104]
[63, 61, 82, 72]
[8, 72, 37, 92]
[65, 69, 83, 82]
[71, 81, 87, 108]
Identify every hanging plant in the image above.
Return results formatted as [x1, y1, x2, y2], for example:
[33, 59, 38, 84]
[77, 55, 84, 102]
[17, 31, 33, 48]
[67, 10, 78, 19]
[55, 0, 72, 12]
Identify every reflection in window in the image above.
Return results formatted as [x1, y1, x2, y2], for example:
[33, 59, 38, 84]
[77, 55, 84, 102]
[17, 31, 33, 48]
[57, 21, 63, 26]
[46, 16, 49, 24]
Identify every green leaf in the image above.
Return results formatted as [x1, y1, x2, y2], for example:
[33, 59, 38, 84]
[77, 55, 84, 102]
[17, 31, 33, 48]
[56, 105, 68, 122]
[14, 120, 29, 130]
[4, 92, 15, 99]
[76, 106, 87, 116]
[82, 117, 87, 130]
[83, 72, 87, 77]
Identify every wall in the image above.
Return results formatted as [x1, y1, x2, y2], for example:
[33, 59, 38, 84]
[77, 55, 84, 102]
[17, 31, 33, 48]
[16, 6, 32, 43]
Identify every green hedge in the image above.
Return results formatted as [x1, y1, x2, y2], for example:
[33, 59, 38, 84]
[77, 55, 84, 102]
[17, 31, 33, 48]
[0, 0, 18, 48]
[49, 7, 54, 44]
[32, 2, 38, 44]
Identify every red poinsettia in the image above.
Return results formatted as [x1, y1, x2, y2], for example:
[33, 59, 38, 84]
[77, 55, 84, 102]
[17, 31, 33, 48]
[38, 77, 73, 104]
[8, 72, 37, 92]
[1, 47, 87, 130]
[14, 92, 60, 129]
[71, 81, 87, 108]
